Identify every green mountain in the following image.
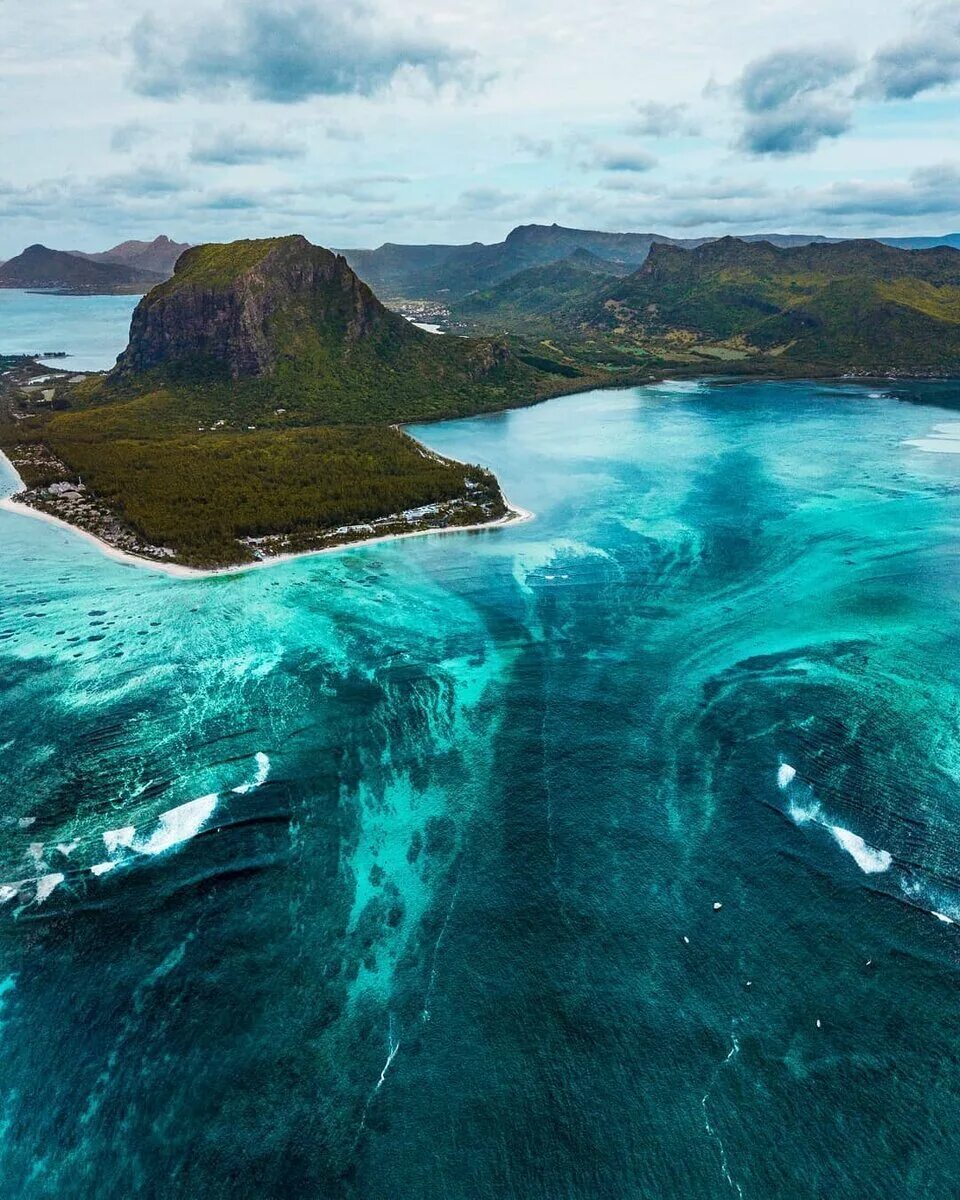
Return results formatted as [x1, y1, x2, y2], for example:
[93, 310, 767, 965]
[2, 235, 589, 567]
[340, 224, 716, 300]
[579, 237, 960, 371]
[451, 251, 625, 332]
[337, 226, 880, 302]
[0, 244, 163, 293]
[106, 235, 544, 424]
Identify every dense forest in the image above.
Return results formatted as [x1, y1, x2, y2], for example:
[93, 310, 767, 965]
[53, 426, 503, 566]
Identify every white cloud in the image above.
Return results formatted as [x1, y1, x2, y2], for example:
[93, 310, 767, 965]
[0, 0, 956, 253]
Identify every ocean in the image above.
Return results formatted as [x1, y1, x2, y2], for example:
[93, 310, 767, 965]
[0, 294, 959, 1197]
[0, 289, 139, 371]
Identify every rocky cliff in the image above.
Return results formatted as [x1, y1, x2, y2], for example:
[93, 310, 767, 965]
[116, 235, 422, 379]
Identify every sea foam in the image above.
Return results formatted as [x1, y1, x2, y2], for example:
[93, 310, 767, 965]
[103, 826, 136, 854]
[828, 826, 892, 874]
[134, 795, 217, 856]
[903, 438, 960, 455]
[35, 873, 64, 904]
[781, 767, 892, 875]
[232, 751, 271, 795]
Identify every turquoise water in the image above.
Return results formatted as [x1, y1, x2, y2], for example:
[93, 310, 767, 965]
[0, 289, 139, 370]
[2, 378, 960, 1196]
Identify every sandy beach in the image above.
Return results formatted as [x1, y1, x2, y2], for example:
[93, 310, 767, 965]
[0, 487, 534, 580]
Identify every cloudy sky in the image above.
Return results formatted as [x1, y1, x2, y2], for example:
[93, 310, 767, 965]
[2, 0, 959, 255]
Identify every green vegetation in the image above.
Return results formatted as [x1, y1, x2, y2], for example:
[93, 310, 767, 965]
[447, 237, 960, 375]
[451, 255, 622, 335]
[147, 238, 282, 293]
[1, 235, 594, 567]
[10, 233, 955, 569]
[341, 224, 683, 300]
[584, 239, 960, 371]
[51, 426, 499, 566]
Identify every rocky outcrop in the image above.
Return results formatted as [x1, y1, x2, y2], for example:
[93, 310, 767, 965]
[115, 235, 405, 380]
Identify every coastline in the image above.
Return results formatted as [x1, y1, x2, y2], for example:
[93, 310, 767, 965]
[0, 482, 534, 580]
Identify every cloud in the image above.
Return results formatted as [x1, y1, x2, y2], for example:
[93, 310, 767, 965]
[738, 46, 856, 114]
[323, 122, 363, 143]
[589, 147, 658, 172]
[734, 45, 857, 156]
[807, 162, 960, 217]
[457, 187, 521, 213]
[129, 0, 470, 103]
[110, 122, 153, 154]
[323, 175, 410, 203]
[626, 101, 698, 137]
[514, 135, 554, 160]
[740, 102, 851, 155]
[189, 126, 306, 165]
[860, 4, 960, 100]
[577, 161, 960, 231]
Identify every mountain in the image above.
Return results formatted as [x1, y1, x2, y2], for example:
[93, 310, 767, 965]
[735, 233, 843, 247]
[0, 244, 164, 293]
[452, 251, 626, 332]
[109, 235, 543, 419]
[72, 235, 191, 277]
[335, 241, 468, 298]
[2, 235, 583, 567]
[877, 234, 960, 251]
[339, 225, 866, 301]
[583, 237, 960, 371]
[340, 224, 712, 300]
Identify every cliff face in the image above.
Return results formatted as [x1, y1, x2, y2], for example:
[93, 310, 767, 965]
[115, 235, 400, 380]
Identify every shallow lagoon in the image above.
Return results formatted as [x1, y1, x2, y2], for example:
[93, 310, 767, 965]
[2, 376, 960, 1197]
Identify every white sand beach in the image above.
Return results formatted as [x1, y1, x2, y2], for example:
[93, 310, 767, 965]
[0, 488, 534, 580]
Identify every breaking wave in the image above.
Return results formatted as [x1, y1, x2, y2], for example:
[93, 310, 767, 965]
[2, 750, 272, 911]
[776, 759, 958, 926]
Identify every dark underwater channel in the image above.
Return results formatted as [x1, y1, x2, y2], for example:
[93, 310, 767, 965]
[1, 378, 960, 1198]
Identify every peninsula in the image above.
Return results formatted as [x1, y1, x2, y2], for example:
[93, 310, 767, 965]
[0, 235, 591, 569]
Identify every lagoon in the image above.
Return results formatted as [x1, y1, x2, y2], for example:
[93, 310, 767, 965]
[2, 373, 960, 1196]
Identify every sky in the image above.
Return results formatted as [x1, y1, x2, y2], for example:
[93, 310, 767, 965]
[2, 0, 959, 255]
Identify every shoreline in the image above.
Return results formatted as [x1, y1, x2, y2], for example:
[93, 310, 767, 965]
[0, 371, 909, 581]
[0, 474, 534, 580]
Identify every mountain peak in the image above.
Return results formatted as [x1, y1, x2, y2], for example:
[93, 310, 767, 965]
[116, 235, 390, 380]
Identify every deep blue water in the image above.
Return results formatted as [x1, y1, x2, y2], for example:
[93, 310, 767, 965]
[2, 376, 960, 1197]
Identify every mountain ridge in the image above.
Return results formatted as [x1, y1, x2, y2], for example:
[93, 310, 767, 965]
[338, 223, 960, 302]
[0, 244, 164, 293]
[583, 236, 960, 371]
[70, 234, 191, 277]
